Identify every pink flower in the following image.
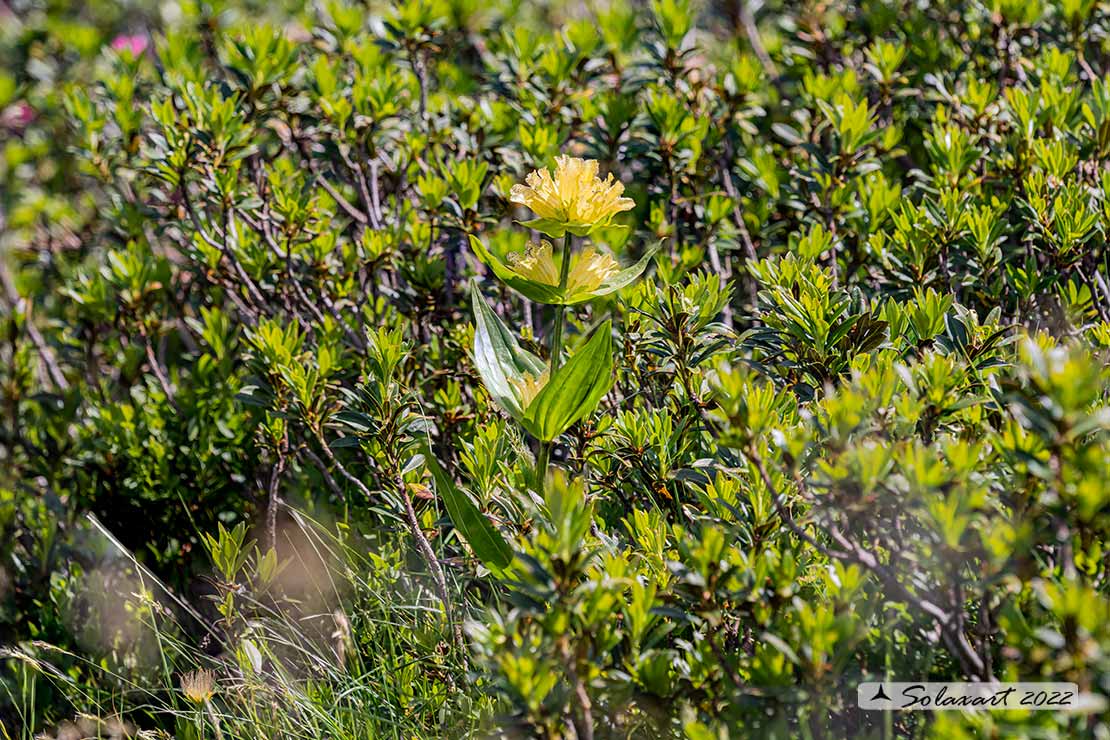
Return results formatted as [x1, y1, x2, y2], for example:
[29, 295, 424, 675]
[109, 34, 149, 57]
[1, 102, 34, 131]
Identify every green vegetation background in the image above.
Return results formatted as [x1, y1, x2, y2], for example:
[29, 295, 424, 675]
[2, 0, 1110, 737]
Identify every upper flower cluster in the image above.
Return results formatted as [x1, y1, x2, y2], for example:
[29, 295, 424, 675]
[509, 156, 634, 237]
[468, 154, 655, 306]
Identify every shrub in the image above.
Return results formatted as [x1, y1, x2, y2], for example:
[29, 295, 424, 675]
[2, 0, 1110, 738]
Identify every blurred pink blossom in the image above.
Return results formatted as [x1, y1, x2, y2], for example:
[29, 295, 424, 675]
[1, 101, 34, 131]
[109, 34, 149, 57]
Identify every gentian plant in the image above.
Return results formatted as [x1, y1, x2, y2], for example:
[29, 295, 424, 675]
[469, 156, 653, 491]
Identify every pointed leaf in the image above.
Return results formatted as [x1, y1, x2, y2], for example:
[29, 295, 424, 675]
[518, 218, 626, 239]
[423, 447, 513, 571]
[516, 217, 567, 238]
[471, 284, 545, 421]
[523, 322, 614, 441]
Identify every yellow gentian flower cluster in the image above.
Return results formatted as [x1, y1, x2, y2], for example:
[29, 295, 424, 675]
[507, 240, 620, 296]
[468, 155, 656, 306]
[509, 156, 634, 236]
[510, 368, 549, 409]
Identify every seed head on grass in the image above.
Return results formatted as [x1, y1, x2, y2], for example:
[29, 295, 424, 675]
[180, 668, 216, 704]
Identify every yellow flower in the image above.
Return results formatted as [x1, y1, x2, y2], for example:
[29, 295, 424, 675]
[507, 240, 620, 296]
[567, 247, 621, 295]
[511, 368, 549, 409]
[510, 156, 634, 233]
[180, 669, 216, 704]
[507, 240, 560, 285]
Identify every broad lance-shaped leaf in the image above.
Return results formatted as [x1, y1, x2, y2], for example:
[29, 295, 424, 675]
[522, 322, 614, 441]
[471, 283, 545, 421]
[422, 447, 513, 571]
[470, 234, 660, 306]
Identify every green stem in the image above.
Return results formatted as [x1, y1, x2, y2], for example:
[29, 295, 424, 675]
[535, 441, 550, 492]
[549, 233, 574, 375]
[536, 234, 574, 493]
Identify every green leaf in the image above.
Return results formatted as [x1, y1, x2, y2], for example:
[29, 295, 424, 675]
[522, 322, 614, 441]
[423, 448, 513, 571]
[517, 218, 625, 239]
[332, 410, 376, 435]
[516, 217, 567, 238]
[471, 283, 546, 421]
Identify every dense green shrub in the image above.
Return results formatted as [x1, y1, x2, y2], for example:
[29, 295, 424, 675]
[3, 0, 1110, 737]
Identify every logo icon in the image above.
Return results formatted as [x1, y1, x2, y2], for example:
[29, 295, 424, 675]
[870, 684, 891, 703]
